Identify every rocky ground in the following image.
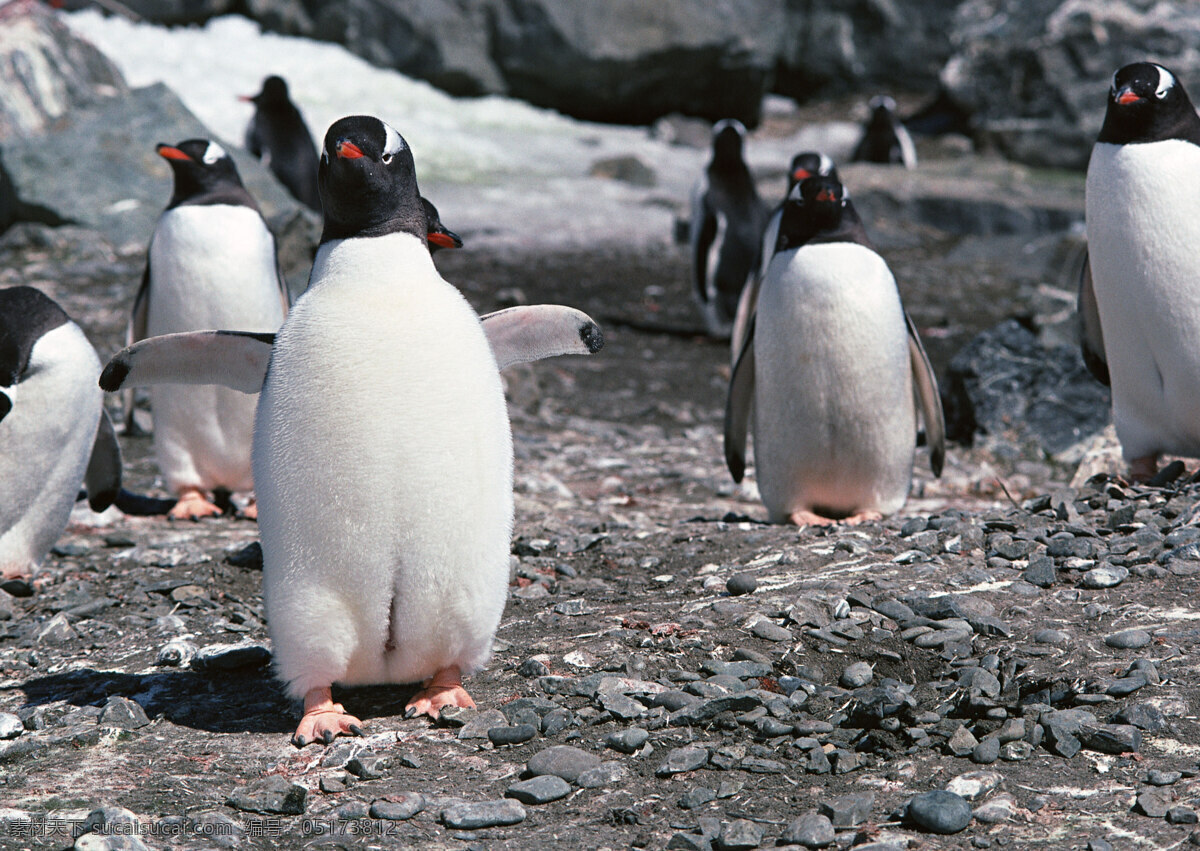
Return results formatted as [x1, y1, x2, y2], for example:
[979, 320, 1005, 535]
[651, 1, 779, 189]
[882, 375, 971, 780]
[0, 150, 1197, 851]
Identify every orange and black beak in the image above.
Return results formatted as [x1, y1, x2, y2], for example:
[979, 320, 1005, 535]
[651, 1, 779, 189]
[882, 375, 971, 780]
[815, 188, 839, 203]
[156, 144, 191, 162]
[792, 168, 812, 181]
[335, 139, 364, 160]
[1116, 88, 1142, 105]
[427, 229, 463, 250]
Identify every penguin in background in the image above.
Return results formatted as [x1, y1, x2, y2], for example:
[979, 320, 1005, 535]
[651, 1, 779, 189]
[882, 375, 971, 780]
[731, 151, 837, 360]
[422, 196, 463, 253]
[242, 75, 322, 212]
[100, 114, 604, 746]
[852, 96, 918, 168]
[1, 287, 121, 591]
[725, 175, 944, 526]
[128, 139, 290, 520]
[1082, 61, 1200, 481]
[689, 119, 769, 339]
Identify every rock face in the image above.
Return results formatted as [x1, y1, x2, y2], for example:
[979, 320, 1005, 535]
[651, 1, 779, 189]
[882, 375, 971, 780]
[0, 0, 127, 142]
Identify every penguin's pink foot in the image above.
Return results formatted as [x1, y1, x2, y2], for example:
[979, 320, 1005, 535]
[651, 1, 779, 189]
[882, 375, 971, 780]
[1128, 454, 1159, 484]
[841, 510, 883, 526]
[788, 510, 837, 527]
[405, 666, 475, 719]
[169, 488, 223, 521]
[292, 687, 364, 747]
[240, 498, 258, 521]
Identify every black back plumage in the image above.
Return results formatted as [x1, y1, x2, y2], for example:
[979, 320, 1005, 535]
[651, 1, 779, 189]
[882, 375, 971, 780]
[245, 76, 322, 211]
[1097, 62, 1200, 146]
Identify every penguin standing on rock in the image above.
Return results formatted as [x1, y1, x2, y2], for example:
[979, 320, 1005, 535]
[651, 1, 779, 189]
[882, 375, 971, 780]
[130, 139, 289, 520]
[690, 119, 768, 338]
[99, 115, 604, 746]
[1083, 61, 1200, 481]
[852, 96, 917, 168]
[242, 75, 322, 212]
[725, 175, 944, 525]
[1, 287, 121, 589]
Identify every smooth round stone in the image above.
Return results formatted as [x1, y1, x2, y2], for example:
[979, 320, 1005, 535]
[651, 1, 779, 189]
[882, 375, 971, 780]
[1104, 629, 1152, 649]
[526, 745, 600, 783]
[605, 727, 649, 754]
[505, 774, 571, 805]
[369, 793, 425, 821]
[717, 818, 765, 850]
[1033, 629, 1069, 645]
[1081, 565, 1128, 589]
[751, 620, 792, 642]
[1148, 769, 1183, 786]
[488, 724, 537, 746]
[999, 741, 1033, 761]
[971, 737, 1000, 765]
[726, 574, 758, 596]
[908, 790, 972, 834]
[1168, 807, 1200, 825]
[441, 799, 526, 829]
[780, 812, 835, 848]
[0, 712, 23, 739]
[839, 662, 874, 689]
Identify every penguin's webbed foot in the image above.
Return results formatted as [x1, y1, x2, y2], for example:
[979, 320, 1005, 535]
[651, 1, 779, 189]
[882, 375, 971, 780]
[405, 666, 475, 720]
[240, 498, 258, 521]
[169, 488, 224, 521]
[788, 510, 838, 527]
[841, 510, 883, 526]
[293, 686, 364, 747]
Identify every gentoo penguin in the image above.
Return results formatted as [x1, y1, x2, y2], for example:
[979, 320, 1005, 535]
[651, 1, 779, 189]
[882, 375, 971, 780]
[1083, 61, 1200, 481]
[689, 119, 769, 338]
[130, 139, 289, 520]
[852, 96, 918, 168]
[422, 196, 462, 253]
[725, 175, 944, 525]
[1, 287, 121, 585]
[731, 151, 837, 360]
[100, 114, 603, 746]
[242, 75, 322, 212]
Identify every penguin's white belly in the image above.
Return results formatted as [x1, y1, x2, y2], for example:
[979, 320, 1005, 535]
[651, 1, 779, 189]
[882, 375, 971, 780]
[0, 323, 101, 574]
[753, 242, 915, 521]
[1086, 141, 1200, 460]
[255, 235, 513, 699]
[146, 205, 283, 491]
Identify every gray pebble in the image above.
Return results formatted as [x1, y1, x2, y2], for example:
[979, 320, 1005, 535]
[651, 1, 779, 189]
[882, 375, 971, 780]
[819, 791, 874, 827]
[657, 745, 709, 777]
[1023, 557, 1057, 588]
[999, 741, 1033, 761]
[1033, 628, 1069, 645]
[99, 696, 149, 731]
[369, 792, 425, 820]
[726, 574, 758, 596]
[751, 619, 792, 642]
[605, 726, 649, 754]
[1147, 769, 1182, 786]
[441, 798, 526, 829]
[226, 775, 307, 815]
[1081, 723, 1142, 754]
[1081, 564, 1128, 589]
[0, 712, 23, 739]
[971, 737, 1000, 764]
[1106, 674, 1148, 697]
[1104, 629, 1152, 649]
[576, 761, 627, 788]
[716, 818, 764, 850]
[1168, 807, 1199, 825]
[489, 724, 538, 746]
[840, 661, 873, 688]
[677, 787, 716, 810]
[505, 774, 571, 804]
[1136, 790, 1170, 818]
[527, 745, 600, 783]
[347, 751, 386, 780]
[907, 790, 972, 834]
[780, 812, 835, 847]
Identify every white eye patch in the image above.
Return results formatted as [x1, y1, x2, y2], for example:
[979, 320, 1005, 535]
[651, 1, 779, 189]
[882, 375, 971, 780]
[203, 141, 227, 164]
[1155, 64, 1176, 98]
[382, 121, 407, 156]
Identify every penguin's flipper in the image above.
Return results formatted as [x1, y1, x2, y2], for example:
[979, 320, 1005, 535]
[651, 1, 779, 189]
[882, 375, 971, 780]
[480, 305, 604, 371]
[730, 266, 761, 360]
[123, 262, 152, 432]
[1077, 250, 1110, 386]
[724, 315, 756, 483]
[906, 313, 946, 478]
[689, 184, 717, 306]
[84, 408, 122, 512]
[100, 331, 275, 395]
[0, 389, 10, 424]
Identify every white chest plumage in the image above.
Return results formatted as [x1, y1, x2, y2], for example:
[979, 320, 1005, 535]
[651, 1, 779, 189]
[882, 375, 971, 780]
[752, 241, 915, 521]
[0, 322, 102, 574]
[1086, 139, 1200, 459]
[255, 232, 514, 698]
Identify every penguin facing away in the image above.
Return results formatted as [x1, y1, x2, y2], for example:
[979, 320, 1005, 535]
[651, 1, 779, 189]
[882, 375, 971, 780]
[129, 139, 290, 521]
[242, 75, 322, 212]
[852, 96, 918, 168]
[731, 151, 837, 361]
[1, 286, 121, 584]
[690, 119, 769, 338]
[1083, 61, 1200, 481]
[725, 175, 944, 526]
[100, 114, 603, 747]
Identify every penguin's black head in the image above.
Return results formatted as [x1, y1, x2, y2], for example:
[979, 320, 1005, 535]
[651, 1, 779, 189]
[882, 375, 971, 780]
[788, 151, 837, 190]
[421, 196, 463, 253]
[318, 115, 424, 243]
[775, 175, 849, 252]
[258, 75, 290, 104]
[1098, 62, 1200, 145]
[711, 119, 747, 164]
[156, 140, 249, 208]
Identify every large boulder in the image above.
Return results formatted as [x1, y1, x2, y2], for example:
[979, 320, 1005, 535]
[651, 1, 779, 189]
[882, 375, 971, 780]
[941, 0, 1200, 169]
[0, 0, 127, 142]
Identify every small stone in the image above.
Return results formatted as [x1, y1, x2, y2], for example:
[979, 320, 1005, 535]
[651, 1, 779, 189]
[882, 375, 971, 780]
[780, 812, 835, 847]
[319, 777, 346, 794]
[971, 737, 1000, 764]
[1023, 557, 1057, 588]
[751, 619, 792, 641]
[227, 775, 307, 815]
[369, 792, 425, 820]
[606, 727, 649, 754]
[489, 724, 538, 746]
[440, 799, 526, 829]
[576, 761, 627, 788]
[1104, 629, 1152, 649]
[99, 696, 150, 731]
[972, 793, 1017, 824]
[1135, 790, 1170, 818]
[1147, 770, 1182, 786]
[840, 661, 873, 688]
[191, 642, 272, 670]
[1106, 675, 1148, 697]
[37, 612, 76, 644]
[678, 787, 717, 810]
[1081, 565, 1128, 589]
[907, 790, 972, 834]
[1088, 840, 1114, 851]
[527, 745, 601, 783]
[456, 708, 508, 739]
[1168, 807, 1199, 825]
[518, 658, 551, 678]
[667, 833, 712, 851]
[946, 770, 1004, 802]
[332, 800, 369, 819]
[1081, 723, 1142, 754]
[819, 791, 874, 827]
[716, 818, 764, 851]
[657, 745, 709, 777]
[999, 741, 1033, 761]
[0, 712, 24, 739]
[506, 775, 571, 805]
[1112, 703, 1169, 733]
[726, 574, 758, 596]
[947, 725, 979, 757]
[598, 691, 646, 720]
[346, 751, 386, 780]
[1033, 629, 1069, 645]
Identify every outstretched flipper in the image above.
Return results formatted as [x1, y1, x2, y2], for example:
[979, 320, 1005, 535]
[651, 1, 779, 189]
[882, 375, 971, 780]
[1077, 250, 1110, 386]
[906, 313, 946, 478]
[100, 331, 275, 395]
[84, 409, 122, 511]
[480, 305, 603, 371]
[724, 315, 756, 482]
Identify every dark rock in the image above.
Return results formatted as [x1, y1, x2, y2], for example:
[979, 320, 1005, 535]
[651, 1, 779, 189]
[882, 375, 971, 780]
[606, 727, 649, 754]
[657, 745, 709, 777]
[489, 724, 538, 746]
[907, 789, 973, 834]
[780, 811, 835, 847]
[1112, 703, 1169, 733]
[98, 696, 150, 731]
[227, 776, 307, 815]
[667, 833, 713, 851]
[1148, 770, 1182, 787]
[1106, 675, 1147, 697]
[1081, 724, 1141, 754]
[1168, 807, 1199, 825]
[678, 787, 717, 810]
[726, 574, 758, 596]
[191, 642, 272, 671]
[576, 761, 626, 788]
[819, 791, 874, 827]
[716, 818, 764, 851]
[456, 708, 509, 739]
[1135, 790, 1170, 819]
[1104, 630, 1151, 650]
[526, 745, 601, 783]
[972, 737, 1000, 764]
[370, 792, 425, 820]
[1023, 556, 1057, 588]
[441, 798, 526, 829]
[840, 661, 873, 688]
[670, 694, 763, 726]
[506, 774, 571, 804]
[347, 752, 386, 780]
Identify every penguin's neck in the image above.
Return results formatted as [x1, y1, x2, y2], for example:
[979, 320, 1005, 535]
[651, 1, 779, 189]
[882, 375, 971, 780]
[308, 232, 437, 294]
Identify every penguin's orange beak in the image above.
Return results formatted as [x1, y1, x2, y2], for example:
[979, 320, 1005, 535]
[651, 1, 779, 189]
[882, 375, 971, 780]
[793, 169, 812, 181]
[816, 188, 838, 202]
[1116, 89, 1141, 105]
[336, 140, 364, 160]
[156, 145, 191, 161]
[427, 231, 462, 250]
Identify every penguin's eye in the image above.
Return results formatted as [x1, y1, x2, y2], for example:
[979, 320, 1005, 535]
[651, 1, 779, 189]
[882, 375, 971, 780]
[381, 152, 393, 164]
